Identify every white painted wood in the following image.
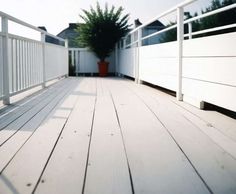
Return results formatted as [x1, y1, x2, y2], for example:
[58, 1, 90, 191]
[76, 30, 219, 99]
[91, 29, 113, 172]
[8, 36, 44, 94]
[118, 48, 135, 78]
[177, 7, 183, 101]
[45, 43, 68, 81]
[69, 48, 115, 74]
[2, 17, 10, 105]
[41, 33, 46, 88]
[105, 78, 210, 194]
[183, 57, 236, 86]
[0, 79, 80, 194]
[0, 11, 67, 104]
[135, 29, 142, 83]
[188, 22, 192, 39]
[0, 79, 77, 172]
[183, 32, 236, 57]
[123, 79, 236, 194]
[34, 78, 95, 194]
[120, 31, 236, 111]
[182, 78, 236, 112]
[84, 78, 132, 194]
[0, 11, 65, 42]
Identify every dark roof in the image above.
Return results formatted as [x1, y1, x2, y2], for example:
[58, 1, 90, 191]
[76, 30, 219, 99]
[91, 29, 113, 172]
[38, 26, 64, 46]
[148, 20, 165, 27]
[57, 23, 81, 48]
[134, 19, 165, 29]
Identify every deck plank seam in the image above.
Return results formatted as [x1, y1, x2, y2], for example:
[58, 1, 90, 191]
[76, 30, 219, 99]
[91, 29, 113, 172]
[108, 88, 135, 194]
[82, 78, 97, 194]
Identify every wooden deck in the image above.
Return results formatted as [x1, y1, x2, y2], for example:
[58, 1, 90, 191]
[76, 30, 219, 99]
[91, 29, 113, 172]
[0, 77, 236, 194]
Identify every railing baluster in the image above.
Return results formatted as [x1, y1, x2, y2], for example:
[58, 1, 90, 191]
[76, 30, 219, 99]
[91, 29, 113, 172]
[9, 38, 13, 93]
[188, 22, 192, 39]
[2, 16, 10, 105]
[135, 28, 142, 84]
[41, 33, 46, 88]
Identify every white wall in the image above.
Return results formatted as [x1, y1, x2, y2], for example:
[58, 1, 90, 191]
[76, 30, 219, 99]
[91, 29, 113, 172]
[182, 32, 236, 111]
[118, 32, 236, 112]
[118, 47, 136, 78]
[139, 42, 178, 91]
[45, 43, 68, 81]
[71, 49, 115, 74]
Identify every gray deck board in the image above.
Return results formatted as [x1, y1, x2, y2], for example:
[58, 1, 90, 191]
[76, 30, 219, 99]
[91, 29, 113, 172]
[83, 78, 132, 194]
[120, 78, 236, 194]
[0, 79, 77, 172]
[35, 78, 96, 194]
[0, 77, 235, 194]
[105, 78, 210, 194]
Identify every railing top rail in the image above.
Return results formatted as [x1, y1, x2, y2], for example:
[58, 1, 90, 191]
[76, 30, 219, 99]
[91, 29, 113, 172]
[0, 11, 65, 42]
[127, 0, 197, 35]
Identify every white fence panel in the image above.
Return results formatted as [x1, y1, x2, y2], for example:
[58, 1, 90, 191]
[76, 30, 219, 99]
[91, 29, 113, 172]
[8, 35, 44, 95]
[139, 42, 178, 91]
[69, 48, 115, 74]
[182, 32, 236, 111]
[118, 48, 136, 78]
[45, 43, 68, 81]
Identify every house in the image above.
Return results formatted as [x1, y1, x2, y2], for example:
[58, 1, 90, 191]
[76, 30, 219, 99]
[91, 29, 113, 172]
[57, 23, 82, 48]
[134, 19, 165, 46]
[38, 26, 64, 46]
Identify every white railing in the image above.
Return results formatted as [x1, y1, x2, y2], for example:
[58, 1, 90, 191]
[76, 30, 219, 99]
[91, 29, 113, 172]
[118, 1, 236, 111]
[121, 1, 236, 48]
[0, 11, 68, 105]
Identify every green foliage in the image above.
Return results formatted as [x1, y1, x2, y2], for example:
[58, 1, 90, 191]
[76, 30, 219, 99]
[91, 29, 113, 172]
[159, 0, 236, 43]
[200, 0, 236, 32]
[78, 2, 130, 61]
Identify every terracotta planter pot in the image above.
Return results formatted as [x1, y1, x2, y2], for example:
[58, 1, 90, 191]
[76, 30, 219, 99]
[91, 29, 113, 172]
[98, 61, 109, 77]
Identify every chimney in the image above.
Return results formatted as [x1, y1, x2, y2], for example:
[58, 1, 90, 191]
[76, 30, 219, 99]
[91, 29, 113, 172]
[134, 19, 142, 28]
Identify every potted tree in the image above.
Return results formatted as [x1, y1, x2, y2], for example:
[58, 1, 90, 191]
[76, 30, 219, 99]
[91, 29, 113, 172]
[78, 3, 130, 76]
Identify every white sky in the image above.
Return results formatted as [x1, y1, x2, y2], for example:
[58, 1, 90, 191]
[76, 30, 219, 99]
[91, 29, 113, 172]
[1, 0, 211, 36]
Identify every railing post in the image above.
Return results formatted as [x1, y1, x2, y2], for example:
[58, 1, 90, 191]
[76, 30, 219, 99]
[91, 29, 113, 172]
[115, 43, 119, 76]
[65, 39, 69, 48]
[135, 28, 142, 84]
[188, 22, 192, 39]
[41, 32, 46, 88]
[65, 39, 69, 78]
[177, 7, 183, 101]
[2, 17, 10, 105]
[123, 38, 126, 49]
